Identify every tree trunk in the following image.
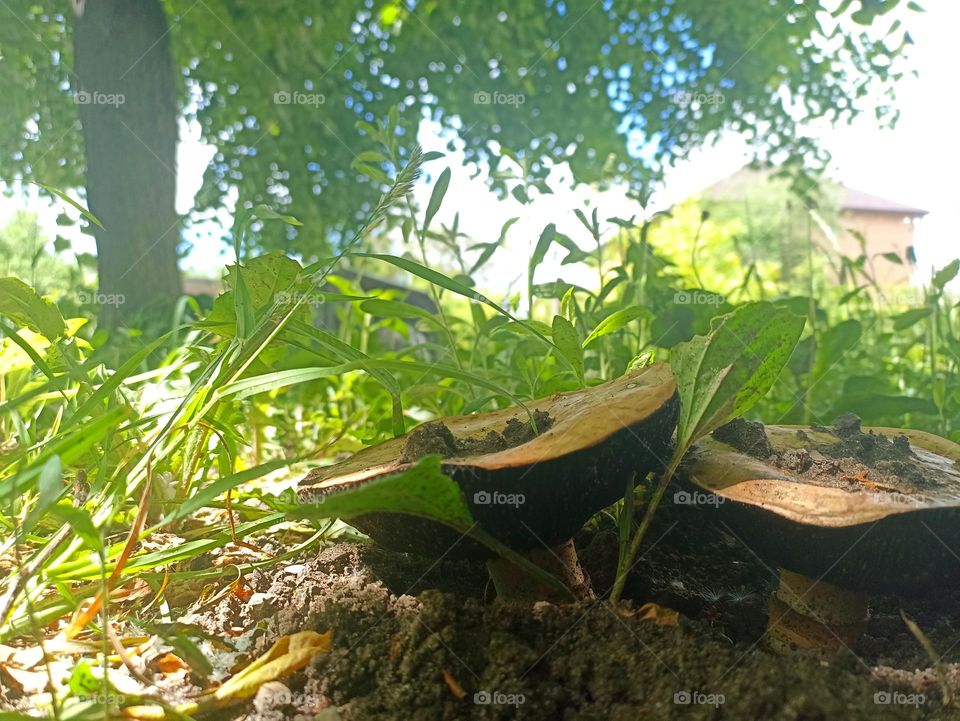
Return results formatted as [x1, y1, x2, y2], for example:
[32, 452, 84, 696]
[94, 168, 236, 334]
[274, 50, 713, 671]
[72, 0, 181, 325]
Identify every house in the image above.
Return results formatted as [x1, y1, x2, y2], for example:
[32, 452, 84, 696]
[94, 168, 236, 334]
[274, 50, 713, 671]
[697, 167, 927, 286]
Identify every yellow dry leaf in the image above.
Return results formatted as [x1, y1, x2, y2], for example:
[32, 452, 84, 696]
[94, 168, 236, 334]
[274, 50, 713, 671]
[210, 630, 332, 705]
[442, 670, 466, 699]
[636, 602, 680, 626]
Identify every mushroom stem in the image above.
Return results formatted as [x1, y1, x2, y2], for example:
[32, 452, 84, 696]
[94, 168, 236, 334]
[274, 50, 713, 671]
[486, 539, 594, 602]
[766, 568, 869, 654]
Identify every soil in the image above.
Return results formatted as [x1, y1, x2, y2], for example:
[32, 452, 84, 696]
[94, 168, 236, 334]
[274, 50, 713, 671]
[188, 499, 960, 720]
[711, 414, 941, 494]
[400, 410, 554, 463]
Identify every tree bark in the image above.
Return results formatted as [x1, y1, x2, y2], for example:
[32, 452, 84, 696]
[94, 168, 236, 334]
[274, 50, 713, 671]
[72, 0, 181, 325]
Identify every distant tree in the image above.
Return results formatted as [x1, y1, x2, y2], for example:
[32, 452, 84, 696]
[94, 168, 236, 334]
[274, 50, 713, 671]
[2, 0, 917, 320]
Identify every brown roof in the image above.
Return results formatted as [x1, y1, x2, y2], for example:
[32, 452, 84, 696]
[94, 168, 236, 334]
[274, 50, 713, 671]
[840, 188, 928, 217]
[699, 167, 928, 217]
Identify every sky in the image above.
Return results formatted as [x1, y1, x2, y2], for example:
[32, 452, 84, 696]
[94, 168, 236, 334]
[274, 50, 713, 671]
[4, 2, 958, 290]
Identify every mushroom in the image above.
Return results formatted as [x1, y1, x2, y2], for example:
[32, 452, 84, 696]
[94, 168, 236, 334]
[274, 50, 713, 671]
[298, 363, 679, 601]
[679, 416, 960, 652]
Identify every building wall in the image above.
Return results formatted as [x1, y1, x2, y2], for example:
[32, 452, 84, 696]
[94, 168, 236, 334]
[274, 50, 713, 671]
[836, 210, 917, 286]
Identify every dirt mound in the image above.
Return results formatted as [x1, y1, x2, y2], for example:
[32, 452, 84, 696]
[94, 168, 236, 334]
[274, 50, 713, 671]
[400, 410, 553, 463]
[189, 501, 960, 720]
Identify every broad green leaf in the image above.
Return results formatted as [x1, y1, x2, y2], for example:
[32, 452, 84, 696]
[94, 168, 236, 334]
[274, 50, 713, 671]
[552, 315, 584, 384]
[293, 456, 473, 527]
[933, 259, 959, 290]
[0, 277, 66, 340]
[288, 456, 573, 599]
[582, 306, 650, 347]
[891, 307, 932, 330]
[223, 253, 302, 307]
[424, 167, 451, 229]
[250, 204, 303, 226]
[672, 301, 806, 450]
[812, 319, 862, 381]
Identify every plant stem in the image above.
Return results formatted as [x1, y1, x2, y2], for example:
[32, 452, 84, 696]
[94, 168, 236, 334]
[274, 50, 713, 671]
[609, 452, 684, 604]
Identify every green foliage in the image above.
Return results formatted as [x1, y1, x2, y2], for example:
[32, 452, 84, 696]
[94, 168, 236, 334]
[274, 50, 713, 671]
[2, 0, 918, 257]
[672, 302, 806, 451]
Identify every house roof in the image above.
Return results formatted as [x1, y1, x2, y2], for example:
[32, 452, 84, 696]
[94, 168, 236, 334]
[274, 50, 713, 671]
[840, 188, 928, 217]
[699, 167, 928, 217]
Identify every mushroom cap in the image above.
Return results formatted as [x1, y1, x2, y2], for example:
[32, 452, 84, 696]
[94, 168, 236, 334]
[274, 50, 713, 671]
[298, 363, 679, 559]
[680, 424, 960, 593]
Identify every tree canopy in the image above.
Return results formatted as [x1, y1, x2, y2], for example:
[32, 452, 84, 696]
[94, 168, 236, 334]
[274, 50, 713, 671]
[4, 0, 916, 260]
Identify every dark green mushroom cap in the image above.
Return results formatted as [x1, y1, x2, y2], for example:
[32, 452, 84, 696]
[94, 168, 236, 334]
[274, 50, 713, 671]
[299, 363, 680, 559]
[679, 422, 960, 594]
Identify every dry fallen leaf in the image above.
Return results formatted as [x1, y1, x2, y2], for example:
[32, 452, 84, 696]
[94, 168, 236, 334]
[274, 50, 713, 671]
[442, 670, 466, 699]
[615, 602, 680, 626]
[636, 602, 680, 627]
[123, 631, 333, 720]
[229, 577, 254, 603]
[0, 662, 49, 694]
[156, 653, 189, 675]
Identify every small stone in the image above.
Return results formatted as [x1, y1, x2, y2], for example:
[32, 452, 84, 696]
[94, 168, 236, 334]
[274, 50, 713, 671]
[832, 413, 862, 438]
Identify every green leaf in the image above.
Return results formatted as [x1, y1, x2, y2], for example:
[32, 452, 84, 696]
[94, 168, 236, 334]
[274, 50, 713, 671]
[250, 204, 303, 227]
[62, 331, 174, 430]
[582, 306, 650, 347]
[33, 182, 103, 229]
[933, 259, 959, 290]
[352, 253, 561, 359]
[288, 457, 573, 599]
[672, 301, 806, 450]
[813, 319, 862, 380]
[529, 223, 557, 273]
[49, 506, 101, 550]
[891, 307, 932, 330]
[359, 298, 440, 324]
[37, 455, 63, 514]
[551, 315, 584, 384]
[0, 277, 66, 340]
[293, 456, 472, 526]
[424, 167, 451, 229]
